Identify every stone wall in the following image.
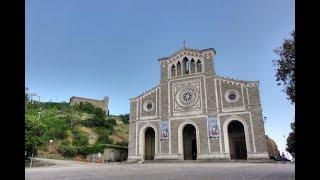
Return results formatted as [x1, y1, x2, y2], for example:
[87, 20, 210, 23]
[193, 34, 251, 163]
[87, 147, 128, 162]
[70, 96, 109, 113]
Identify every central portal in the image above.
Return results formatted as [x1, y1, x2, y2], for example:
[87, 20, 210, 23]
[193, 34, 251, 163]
[183, 124, 197, 160]
[228, 121, 247, 160]
[144, 127, 155, 160]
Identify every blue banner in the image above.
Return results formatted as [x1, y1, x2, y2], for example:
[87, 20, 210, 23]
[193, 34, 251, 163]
[160, 121, 169, 141]
[207, 116, 220, 139]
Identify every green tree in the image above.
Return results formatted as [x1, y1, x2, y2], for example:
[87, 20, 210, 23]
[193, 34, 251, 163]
[64, 106, 81, 130]
[25, 117, 46, 157]
[273, 30, 295, 158]
[119, 113, 129, 124]
[286, 122, 295, 158]
[25, 87, 30, 103]
[273, 30, 295, 104]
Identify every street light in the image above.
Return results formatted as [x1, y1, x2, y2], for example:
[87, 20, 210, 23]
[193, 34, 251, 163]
[49, 140, 53, 152]
[38, 108, 42, 121]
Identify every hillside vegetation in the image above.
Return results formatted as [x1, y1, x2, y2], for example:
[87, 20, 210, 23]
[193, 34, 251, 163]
[25, 98, 129, 160]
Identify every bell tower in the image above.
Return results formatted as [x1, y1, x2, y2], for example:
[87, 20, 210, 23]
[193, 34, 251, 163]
[158, 48, 216, 83]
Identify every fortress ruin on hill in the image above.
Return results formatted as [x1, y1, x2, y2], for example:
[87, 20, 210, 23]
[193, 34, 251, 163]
[70, 96, 109, 114]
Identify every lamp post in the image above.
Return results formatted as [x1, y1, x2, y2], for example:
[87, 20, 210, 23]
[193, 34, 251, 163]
[49, 140, 53, 152]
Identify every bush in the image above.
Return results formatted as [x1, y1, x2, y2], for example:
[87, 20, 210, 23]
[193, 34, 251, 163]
[100, 144, 128, 151]
[25, 117, 46, 157]
[75, 102, 106, 120]
[95, 128, 114, 144]
[41, 102, 69, 110]
[81, 117, 116, 131]
[115, 141, 128, 147]
[106, 117, 117, 126]
[76, 144, 106, 156]
[118, 114, 129, 124]
[81, 118, 104, 127]
[58, 144, 78, 157]
[72, 129, 89, 146]
[42, 116, 69, 141]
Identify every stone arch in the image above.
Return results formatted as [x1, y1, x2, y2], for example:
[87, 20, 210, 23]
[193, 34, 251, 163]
[171, 64, 176, 77]
[190, 58, 195, 73]
[138, 123, 158, 158]
[183, 57, 189, 74]
[223, 116, 251, 158]
[196, 59, 202, 72]
[177, 61, 182, 76]
[178, 120, 200, 159]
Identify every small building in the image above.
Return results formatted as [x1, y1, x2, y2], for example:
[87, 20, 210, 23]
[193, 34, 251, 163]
[70, 96, 109, 115]
[86, 146, 128, 162]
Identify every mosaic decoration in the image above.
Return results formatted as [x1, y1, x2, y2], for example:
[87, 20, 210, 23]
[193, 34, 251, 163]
[160, 121, 169, 141]
[207, 116, 220, 139]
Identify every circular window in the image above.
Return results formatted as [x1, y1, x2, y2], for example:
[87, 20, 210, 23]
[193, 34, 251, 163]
[176, 85, 199, 107]
[228, 93, 237, 101]
[225, 89, 240, 103]
[146, 103, 153, 110]
[143, 100, 154, 112]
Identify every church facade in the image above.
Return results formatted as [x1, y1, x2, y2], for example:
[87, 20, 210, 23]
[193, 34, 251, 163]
[128, 47, 269, 161]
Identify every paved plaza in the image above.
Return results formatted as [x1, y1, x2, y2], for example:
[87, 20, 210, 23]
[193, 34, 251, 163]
[25, 158, 294, 180]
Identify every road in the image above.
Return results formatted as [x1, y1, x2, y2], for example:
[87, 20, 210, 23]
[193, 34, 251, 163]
[25, 158, 295, 180]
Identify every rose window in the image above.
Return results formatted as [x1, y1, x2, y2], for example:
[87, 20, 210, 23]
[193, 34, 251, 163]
[177, 85, 199, 107]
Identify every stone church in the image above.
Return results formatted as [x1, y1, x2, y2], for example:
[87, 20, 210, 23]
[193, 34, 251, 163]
[128, 47, 269, 161]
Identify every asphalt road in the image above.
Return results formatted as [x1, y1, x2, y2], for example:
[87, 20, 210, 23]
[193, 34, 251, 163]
[25, 158, 295, 180]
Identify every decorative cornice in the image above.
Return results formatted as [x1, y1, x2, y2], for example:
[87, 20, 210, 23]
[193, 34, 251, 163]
[215, 75, 259, 86]
[130, 84, 160, 101]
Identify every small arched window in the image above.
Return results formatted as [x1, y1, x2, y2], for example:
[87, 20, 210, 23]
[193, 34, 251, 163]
[177, 61, 181, 76]
[183, 57, 189, 74]
[171, 65, 176, 77]
[190, 59, 195, 73]
[196, 60, 202, 72]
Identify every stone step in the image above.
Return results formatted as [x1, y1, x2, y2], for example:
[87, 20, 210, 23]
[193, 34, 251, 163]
[142, 159, 277, 163]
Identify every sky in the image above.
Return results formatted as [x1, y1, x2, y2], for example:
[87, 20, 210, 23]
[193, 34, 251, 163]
[26, 0, 295, 159]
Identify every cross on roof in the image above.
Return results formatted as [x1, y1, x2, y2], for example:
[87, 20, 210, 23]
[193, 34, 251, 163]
[183, 41, 186, 49]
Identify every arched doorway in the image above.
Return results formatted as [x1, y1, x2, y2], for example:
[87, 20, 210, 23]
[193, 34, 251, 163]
[228, 121, 247, 159]
[144, 127, 155, 160]
[183, 124, 197, 160]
